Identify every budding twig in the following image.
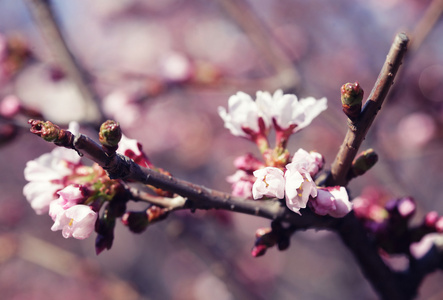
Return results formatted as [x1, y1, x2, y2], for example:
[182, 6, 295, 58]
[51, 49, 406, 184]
[326, 33, 409, 187]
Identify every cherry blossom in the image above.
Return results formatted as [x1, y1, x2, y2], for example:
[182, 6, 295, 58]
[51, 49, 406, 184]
[252, 167, 285, 200]
[255, 89, 327, 133]
[49, 185, 86, 221]
[284, 161, 317, 214]
[117, 134, 152, 167]
[310, 186, 352, 218]
[51, 204, 97, 239]
[23, 122, 81, 214]
[278, 95, 327, 133]
[218, 91, 269, 138]
[226, 170, 255, 199]
[291, 148, 324, 177]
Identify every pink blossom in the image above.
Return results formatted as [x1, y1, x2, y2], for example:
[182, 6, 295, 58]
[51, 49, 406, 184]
[252, 167, 285, 199]
[311, 186, 352, 218]
[24, 151, 79, 214]
[218, 91, 269, 138]
[284, 162, 317, 214]
[23, 122, 81, 214]
[51, 204, 97, 239]
[117, 134, 152, 167]
[257, 89, 327, 133]
[226, 170, 255, 198]
[291, 148, 324, 177]
[49, 185, 86, 221]
[233, 153, 264, 172]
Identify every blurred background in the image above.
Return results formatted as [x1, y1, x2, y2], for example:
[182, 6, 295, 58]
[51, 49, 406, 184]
[1, 0, 443, 299]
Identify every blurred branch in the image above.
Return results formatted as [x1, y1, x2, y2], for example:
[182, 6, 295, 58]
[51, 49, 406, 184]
[326, 33, 409, 187]
[217, 0, 301, 92]
[24, 0, 105, 124]
[411, 0, 443, 52]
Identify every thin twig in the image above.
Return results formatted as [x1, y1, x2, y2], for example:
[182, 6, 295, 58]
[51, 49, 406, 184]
[411, 0, 443, 52]
[326, 33, 409, 187]
[24, 0, 105, 124]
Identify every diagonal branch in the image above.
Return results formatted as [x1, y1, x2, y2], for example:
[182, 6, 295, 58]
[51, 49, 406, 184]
[24, 0, 105, 124]
[325, 33, 409, 187]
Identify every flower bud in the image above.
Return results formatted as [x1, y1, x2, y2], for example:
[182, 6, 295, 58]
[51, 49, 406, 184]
[95, 215, 115, 255]
[28, 119, 60, 142]
[350, 149, 378, 177]
[251, 244, 268, 257]
[99, 120, 122, 148]
[341, 82, 363, 120]
[122, 211, 149, 234]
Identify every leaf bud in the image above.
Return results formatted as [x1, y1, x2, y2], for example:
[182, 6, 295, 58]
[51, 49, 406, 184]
[350, 148, 378, 178]
[341, 82, 363, 120]
[99, 120, 122, 148]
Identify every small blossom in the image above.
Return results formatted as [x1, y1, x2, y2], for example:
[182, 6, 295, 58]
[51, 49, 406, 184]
[51, 204, 97, 239]
[257, 89, 327, 133]
[252, 167, 285, 200]
[226, 170, 255, 198]
[311, 186, 352, 218]
[24, 150, 80, 214]
[218, 91, 269, 138]
[284, 162, 317, 214]
[291, 148, 324, 177]
[117, 134, 152, 167]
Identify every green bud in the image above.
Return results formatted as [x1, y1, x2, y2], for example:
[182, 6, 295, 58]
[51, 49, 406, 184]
[28, 119, 61, 142]
[341, 82, 363, 120]
[351, 148, 378, 177]
[99, 120, 122, 147]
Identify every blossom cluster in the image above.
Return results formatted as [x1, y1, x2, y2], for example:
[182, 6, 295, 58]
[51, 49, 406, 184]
[23, 122, 100, 239]
[219, 90, 352, 217]
[23, 122, 146, 242]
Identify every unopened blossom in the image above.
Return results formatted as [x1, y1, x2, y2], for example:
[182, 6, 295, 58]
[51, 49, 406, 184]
[233, 153, 264, 172]
[218, 91, 269, 138]
[226, 170, 255, 199]
[252, 167, 285, 200]
[257, 89, 327, 133]
[284, 161, 317, 214]
[291, 148, 324, 177]
[51, 204, 97, 239]
[310, 186, 352, 218]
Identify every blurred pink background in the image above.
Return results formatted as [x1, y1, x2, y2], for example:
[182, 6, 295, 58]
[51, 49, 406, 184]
[1, 0, 443, 299]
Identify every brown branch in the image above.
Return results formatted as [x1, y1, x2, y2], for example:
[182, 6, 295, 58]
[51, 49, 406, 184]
[70, 133, 337, 230]
[326, 33, 409, 187]
[24, 0, 104, 124]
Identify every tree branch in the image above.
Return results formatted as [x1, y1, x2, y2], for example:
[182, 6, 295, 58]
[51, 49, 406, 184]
[24, 0, 104, 124]
[326, 33, 409, 187]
